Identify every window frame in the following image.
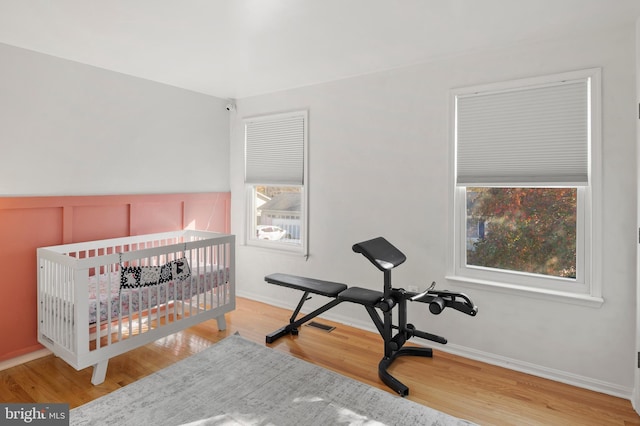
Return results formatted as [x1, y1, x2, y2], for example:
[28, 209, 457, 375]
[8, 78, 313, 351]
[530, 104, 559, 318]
[246, 184, 307, 253]
[243, 111, 309, 255]
[447, 69, 603, 306]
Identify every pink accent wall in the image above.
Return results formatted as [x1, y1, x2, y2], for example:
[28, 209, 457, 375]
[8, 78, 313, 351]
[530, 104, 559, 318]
[0, 192, 230, 362]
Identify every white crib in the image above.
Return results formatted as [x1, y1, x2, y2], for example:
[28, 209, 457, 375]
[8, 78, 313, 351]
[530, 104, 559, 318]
[37, 230, 235, 385]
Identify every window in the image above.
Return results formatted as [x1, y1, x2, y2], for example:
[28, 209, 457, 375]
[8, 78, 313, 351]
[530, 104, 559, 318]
[244, 111, 308, 254]
[449, 69, 602, 303]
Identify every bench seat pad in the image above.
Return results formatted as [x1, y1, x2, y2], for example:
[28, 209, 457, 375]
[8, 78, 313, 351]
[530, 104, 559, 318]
[265, 273, 347, 297]
[338, 287, 384, 306]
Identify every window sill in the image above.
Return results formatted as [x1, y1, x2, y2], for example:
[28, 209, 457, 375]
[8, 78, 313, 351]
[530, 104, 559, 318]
[445, 275, 604, 308]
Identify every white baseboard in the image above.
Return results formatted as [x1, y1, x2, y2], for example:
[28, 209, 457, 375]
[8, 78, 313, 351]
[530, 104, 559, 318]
[436, 342, 633, 400]
[0, 348, 51, 372]
[239, 292, 634, 401]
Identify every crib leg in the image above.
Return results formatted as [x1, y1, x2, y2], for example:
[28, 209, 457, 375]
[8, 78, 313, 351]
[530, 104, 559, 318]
[215, 315, 227, 331]
[91, 360, 109, 385]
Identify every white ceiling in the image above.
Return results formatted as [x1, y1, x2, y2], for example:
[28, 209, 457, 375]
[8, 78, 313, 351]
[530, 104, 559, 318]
[0, 1, 639, 99]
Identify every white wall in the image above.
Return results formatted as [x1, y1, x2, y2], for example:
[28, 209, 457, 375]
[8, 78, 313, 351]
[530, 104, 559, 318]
[0, 43, 230, 196]
[231, 25, 637, 398]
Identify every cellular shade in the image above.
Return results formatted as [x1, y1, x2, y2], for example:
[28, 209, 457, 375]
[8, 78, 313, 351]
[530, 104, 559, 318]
[456, 79, 589, 186]
[245, 113, 305, 185]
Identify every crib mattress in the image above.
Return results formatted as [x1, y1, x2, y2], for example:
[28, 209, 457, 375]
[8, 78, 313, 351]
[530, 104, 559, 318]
[88, 267, 228, 324]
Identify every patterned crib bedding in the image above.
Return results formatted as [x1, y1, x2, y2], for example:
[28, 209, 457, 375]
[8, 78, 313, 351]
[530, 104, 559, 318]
[88, 266, 228, 324]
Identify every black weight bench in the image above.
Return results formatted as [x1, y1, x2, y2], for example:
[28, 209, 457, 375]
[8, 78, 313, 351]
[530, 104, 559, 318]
[265, 237, 478, 396]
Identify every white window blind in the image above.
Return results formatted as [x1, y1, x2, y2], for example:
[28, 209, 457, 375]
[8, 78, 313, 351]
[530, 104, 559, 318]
[455, 78, 589, 186]
[245, 112, 306, 185]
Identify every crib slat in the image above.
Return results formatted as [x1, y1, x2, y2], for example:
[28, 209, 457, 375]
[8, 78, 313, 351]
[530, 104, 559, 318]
[221, 245, 226, 305]
[137, 283, 142, 335]
[107, 263, 114, 347]
[193, 247, 199, 316]
[207, 246, 213, 309]
[118, 269, 123, 342]
[61, 263, 68, 349]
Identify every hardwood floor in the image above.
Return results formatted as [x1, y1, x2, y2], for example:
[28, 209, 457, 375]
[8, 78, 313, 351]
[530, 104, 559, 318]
[1, 297, 638, 425]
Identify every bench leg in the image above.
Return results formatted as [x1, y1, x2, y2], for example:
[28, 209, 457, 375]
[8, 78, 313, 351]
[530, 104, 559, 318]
[266, 298, 342, 344]
[379, 346, 434, 397]
[266, 325, 292, 344]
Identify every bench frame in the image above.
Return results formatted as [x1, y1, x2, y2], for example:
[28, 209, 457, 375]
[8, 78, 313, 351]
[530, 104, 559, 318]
[264, 274, 346, 343]
[264, 237, 478, 396]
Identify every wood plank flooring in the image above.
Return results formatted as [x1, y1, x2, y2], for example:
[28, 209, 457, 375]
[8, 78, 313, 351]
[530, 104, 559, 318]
[1, 297, 638, 425]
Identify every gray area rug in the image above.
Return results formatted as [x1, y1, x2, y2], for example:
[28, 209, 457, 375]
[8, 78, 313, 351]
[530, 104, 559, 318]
[71, 334, 475, 425]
